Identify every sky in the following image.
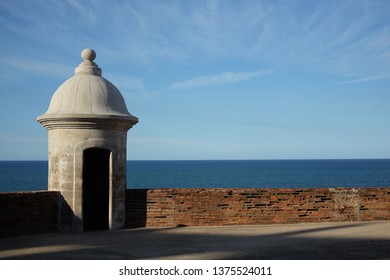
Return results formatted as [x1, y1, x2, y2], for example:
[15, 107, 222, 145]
[0, 0, 389, 160]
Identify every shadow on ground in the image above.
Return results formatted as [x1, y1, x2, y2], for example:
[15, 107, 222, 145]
[0, 222, 389, 260]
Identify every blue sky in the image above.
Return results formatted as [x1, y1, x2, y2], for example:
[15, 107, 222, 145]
[0, 0, 389, 160]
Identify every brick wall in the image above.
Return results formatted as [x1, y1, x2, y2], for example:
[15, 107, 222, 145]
[125, 188, 390, 227]
[1, 188, 389, 237]
[0, 191, 60, 237]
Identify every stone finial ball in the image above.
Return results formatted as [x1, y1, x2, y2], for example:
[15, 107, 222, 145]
[81, 48, 96, 62]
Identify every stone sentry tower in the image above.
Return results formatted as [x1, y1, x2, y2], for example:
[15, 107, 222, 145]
[37, 49, 138, 232]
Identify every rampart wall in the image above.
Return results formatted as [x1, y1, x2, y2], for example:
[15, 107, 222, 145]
[125, 188, 390, 227]
[0, 191, 60, 237]
[1, 188, 389, 237]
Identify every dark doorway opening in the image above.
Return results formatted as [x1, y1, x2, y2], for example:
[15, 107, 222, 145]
[83, 148, 110, 231]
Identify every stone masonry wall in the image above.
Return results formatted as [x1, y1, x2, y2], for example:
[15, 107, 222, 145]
[0, 191, 60, 237]
[125, 188, 390, 227]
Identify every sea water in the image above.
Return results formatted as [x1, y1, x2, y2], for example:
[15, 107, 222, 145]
[1, 159, 390, 192]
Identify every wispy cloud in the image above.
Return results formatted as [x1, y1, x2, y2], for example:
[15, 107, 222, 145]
[340, 74, 390, 85]
[105, 72, 145, 91]
[0, 56, 72, 79]
[104, 72, 160, 103]
[105, 0, 389, 80]
[245, 0, 390, 78]
[65, 0, 99, 26]
[2, 1, 389, 79]
[168, 70, 273, 90]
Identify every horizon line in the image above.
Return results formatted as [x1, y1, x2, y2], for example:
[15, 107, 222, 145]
[1, 158, 390, 162]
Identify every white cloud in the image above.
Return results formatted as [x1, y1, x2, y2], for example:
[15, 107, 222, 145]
[0, 56, 72, 80]
[65, 0, 99, 25]
[168, 70, 273, 90]
[104, 72, 145, 91]
[246, 0, 390, 78]
[340, 74, 390, 85]
[2, 1, 389, 79]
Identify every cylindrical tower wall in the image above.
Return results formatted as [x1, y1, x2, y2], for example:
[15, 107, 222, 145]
[46, 128, 128, 232]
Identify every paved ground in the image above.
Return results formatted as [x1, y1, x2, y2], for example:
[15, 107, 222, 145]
[1, 221, 390, 259]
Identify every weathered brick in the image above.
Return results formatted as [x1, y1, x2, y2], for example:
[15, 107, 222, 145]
[125, 188, 390, 227]
[0, 191, 60, 237]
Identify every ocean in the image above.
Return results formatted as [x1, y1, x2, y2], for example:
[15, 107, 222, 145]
[0, 159, 390, 192]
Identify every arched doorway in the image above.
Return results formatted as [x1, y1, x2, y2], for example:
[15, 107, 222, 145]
[82, 148, 110, 230]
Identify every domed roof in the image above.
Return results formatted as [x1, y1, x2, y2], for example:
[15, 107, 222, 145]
[37, 49, 138, 130]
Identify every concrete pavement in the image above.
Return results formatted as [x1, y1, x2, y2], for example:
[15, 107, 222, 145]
[1, 221, 390, 259]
